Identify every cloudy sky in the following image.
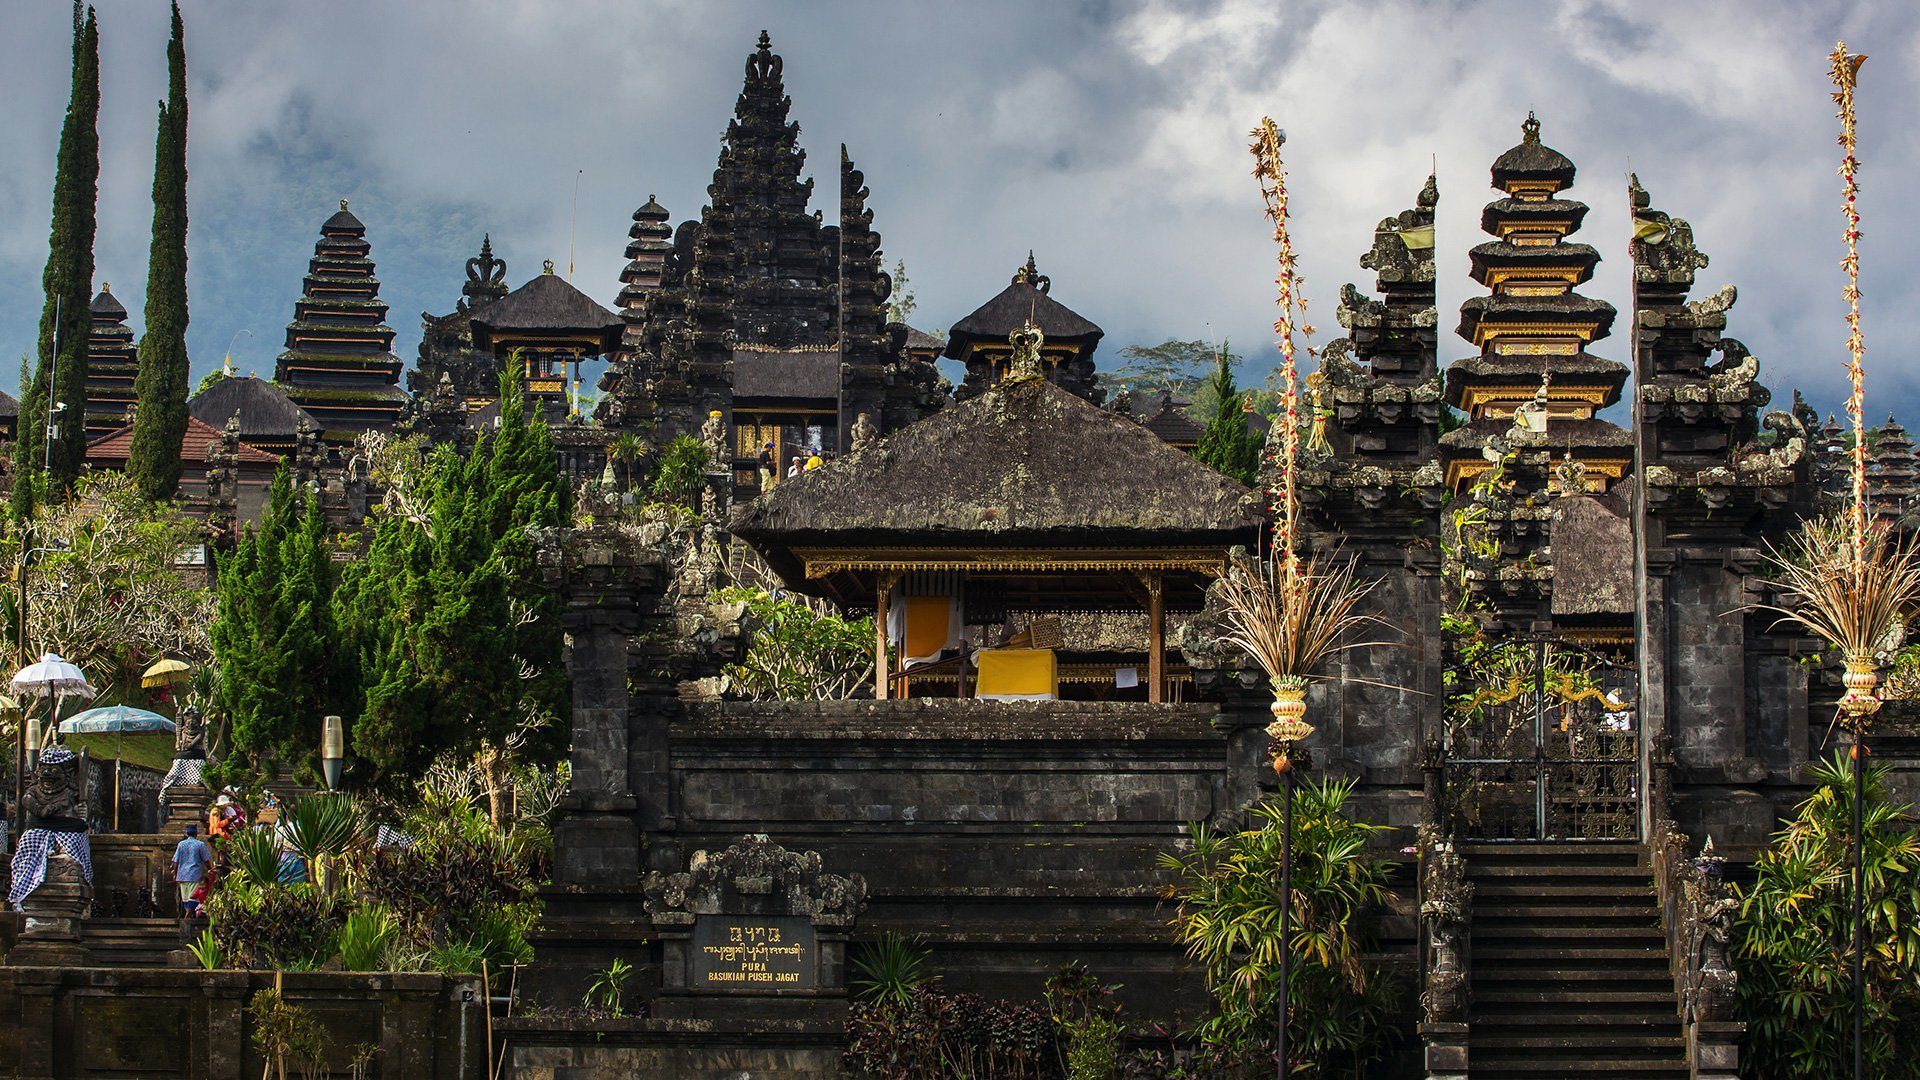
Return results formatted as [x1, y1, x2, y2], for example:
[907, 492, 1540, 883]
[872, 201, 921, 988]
[3, 0, 1917, 420]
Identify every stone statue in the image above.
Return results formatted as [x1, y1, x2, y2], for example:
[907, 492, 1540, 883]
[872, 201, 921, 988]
[161, 706, 212, 830]
[851, 411, 878, 452]
[701, 409, 728, 466]
[8, 746, 94, 960]
[174, 705, 206, 759]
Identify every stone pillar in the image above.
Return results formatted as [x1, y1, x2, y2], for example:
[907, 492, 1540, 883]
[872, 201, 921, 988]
[5, 850, 92, 966]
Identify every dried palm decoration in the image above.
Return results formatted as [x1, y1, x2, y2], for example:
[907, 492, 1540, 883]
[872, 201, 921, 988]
[1235, 118, 1396, 755]
[1758, 44, 1920, 729]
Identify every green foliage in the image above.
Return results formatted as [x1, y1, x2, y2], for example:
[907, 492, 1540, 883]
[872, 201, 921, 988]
[650, 434, 711, 505]
[713, 586, 875, 700]
[212, 468, 344, 777]
[886, 258, 917, 325]
[359, 788, 539, 971]
[334, 905, 400, 971]
[187, 927, 224, 970]
[586, 957, 634, 1016]
[845, 985, 1055, 1079]
[16, 5, 100, 514]
[1099, 338, 1229, 402]
[126, 2, 190, 501]
[221, 827, 284, 888]
[1193, 352, 1262, 485]
[336, 370, 567, 786]
[1735, 752, 1920, 1079]
[850, 932, 931, 1007]
[427, 939, 487, 977]
[1045, 964, 1123, 1080]
[205, 880, 348, 971]
[8, 472, 213, 702]
[280, 794, 363, 894]
[1160, 777, 1399, 1075]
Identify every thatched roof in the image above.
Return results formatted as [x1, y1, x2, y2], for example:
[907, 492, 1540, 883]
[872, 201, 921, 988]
[470, 269, 623, 354]
[1551, 489, 1633, 617]
[1439, 417, 1633, 454]
[0, 390, 20, 420]
[90, 287, 127, 319]
[733, 348, 840, 401]
[734, 375, 1260, 561]
[902, 325, 945, 353]
[189, 375, 316, 443]
[944, 277, 1101, 360]
[1492, 114, 1575, 186]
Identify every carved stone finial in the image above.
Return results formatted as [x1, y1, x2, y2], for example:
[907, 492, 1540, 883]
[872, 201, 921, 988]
[1418, 173, 1438, 210]
[1012, 251, 1050, 293]
[542, 259, 556, 275]
[1007, 321, 1046, 383]
[1522, 111, 1540, 145]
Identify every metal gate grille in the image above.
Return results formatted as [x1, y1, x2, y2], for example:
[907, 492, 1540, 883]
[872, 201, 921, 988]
[1443, 639, 1639, 841]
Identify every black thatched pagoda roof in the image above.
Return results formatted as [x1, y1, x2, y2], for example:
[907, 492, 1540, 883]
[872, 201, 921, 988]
[0, 389, 19, 420]
[1492, 113, 1575, 186]
[90, 287, 127, 319]
[470, 265, 623, 354]
[189, 375, 317, 444]
[735, 375, 1259, 578]
[943, 256, 1103, 361]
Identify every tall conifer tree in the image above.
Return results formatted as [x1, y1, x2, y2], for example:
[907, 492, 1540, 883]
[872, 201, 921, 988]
[15, 4, 100, 516]
[1194, 349, 1263, 485]
[128, 2, 190, 501]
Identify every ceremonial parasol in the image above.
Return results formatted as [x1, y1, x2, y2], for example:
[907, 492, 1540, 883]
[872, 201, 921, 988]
[60, 706, 176, 825]
[60, 706, 176, 772]
[11, 654, 95, 751]
[140, 658, 193, 689]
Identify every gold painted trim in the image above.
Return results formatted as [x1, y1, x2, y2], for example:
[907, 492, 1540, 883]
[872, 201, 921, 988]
[796, 547, 1230, 579]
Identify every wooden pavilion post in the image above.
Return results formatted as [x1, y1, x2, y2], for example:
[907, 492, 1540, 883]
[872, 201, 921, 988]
[874, 572, 897, 700]
[1146, 572, 1166, 704]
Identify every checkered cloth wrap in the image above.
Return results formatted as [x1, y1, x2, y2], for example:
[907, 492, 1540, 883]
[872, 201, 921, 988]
[8, 828, 93, 909]
[375, 825, 414, 849]
[158, 758, 205, 811]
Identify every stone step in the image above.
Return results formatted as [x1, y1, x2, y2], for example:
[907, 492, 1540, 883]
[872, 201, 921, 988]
[1466, 1006, 1681, 1022]
[1466, 863, 1651, 880]
[1473, 923, 1665, 942]
[1459, 842, 1644, 864]
[1473, 968, 1673, 986]
[1473, 881, 1654, 900]
[1469, 1054, 1688, 1072]
[1472, 1034, 1685, 1052]
[1474, 987, 1679, 1007]
[1473, 904, 1660, 921]
[1475, 946, 1671, 964]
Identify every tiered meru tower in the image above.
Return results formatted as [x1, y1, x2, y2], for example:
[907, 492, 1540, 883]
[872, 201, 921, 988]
[596, 32, 943, 465]
[273, 201, 407, 440]
[84, 284, 138, 439]
[1438, 114, 1632, 632]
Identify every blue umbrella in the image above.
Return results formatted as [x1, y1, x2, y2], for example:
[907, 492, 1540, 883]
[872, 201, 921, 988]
[60, 707, 176, 826]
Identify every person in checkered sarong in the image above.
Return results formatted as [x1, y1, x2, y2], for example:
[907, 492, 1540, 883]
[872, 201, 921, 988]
[7, 746, 92, 909]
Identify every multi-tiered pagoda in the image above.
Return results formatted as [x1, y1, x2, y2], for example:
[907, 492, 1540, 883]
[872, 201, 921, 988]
[82, 284, 138, 439]
[1439, 115, 1634, 633]
[598, 32, 944, 486]
[272, 201, 407, 440]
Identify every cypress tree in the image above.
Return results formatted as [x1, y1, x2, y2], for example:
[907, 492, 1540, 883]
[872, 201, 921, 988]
[340, 372, 567, 785]
[128, 2, 190, 501]
[1194, 350, 1263, 485]
[211, 468, 343, 775]
[14, 4, 101, 516]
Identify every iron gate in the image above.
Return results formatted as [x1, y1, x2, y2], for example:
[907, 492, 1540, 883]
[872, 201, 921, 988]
[1442, 639, 1639, 841]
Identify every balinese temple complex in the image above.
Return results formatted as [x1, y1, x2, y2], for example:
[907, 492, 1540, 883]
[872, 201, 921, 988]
[25, 30, 1920, 1080]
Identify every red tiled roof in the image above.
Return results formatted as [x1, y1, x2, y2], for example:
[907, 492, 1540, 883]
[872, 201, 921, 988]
[87, 415, 281, 467]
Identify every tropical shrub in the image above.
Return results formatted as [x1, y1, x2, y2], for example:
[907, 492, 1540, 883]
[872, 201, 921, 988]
[204, 879, 348, 971]
[650, 434, 711, 505]
[359, 789, 539, 976]
[845, 985, 1055, 1079]
[1735, 752, 1920, 1079]
[712, 585, 875, 700]
[850, 932, 932, 1007]
[334, 905, 400, 971]
[1045, 964, 1123, 1080]
[221, 827, 284, 888]
[586, 957, 634, 1016]
[1160, 777, 1399, 1076]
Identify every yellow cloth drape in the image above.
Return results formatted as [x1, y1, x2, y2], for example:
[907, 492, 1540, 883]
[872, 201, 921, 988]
[902, 596, 954, 663]
[975, 649, 1058, 700]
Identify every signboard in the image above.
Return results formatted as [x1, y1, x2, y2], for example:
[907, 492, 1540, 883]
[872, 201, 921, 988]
[690, 915, 816, 991]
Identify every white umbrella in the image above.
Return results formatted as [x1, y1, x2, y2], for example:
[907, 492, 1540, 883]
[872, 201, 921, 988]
[12, 654, 96, 756]
[12, 654, 95, 700]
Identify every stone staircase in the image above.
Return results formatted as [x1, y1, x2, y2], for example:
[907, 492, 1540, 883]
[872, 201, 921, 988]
[1461, 843, 1688, 1079]
[81, 917, 186, 967]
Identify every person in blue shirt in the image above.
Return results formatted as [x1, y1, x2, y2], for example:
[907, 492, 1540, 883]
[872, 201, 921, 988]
[171, 825, 212, 916]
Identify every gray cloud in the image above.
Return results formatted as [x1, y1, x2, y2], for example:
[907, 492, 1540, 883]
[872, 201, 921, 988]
[3, 0, 1917, 421]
